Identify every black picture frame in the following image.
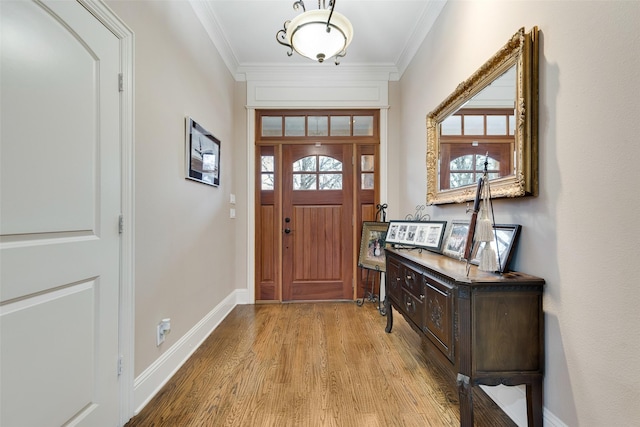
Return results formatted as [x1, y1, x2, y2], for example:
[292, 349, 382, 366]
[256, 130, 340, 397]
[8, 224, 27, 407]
[185, 117, 220, 187]
[470, 224, 522, 273]
[385, 220, 448, 253]
[358, 222, 389, 272]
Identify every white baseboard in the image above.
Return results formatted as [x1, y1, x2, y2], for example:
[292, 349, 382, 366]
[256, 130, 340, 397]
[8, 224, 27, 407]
[480, 384, 567, 427]
[132, 290, 240, 414]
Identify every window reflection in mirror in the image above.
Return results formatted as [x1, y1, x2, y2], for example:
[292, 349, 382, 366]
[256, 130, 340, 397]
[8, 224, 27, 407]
[439, 66, 515, 190]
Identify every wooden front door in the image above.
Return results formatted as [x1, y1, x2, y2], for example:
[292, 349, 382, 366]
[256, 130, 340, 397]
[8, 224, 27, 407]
[282, 144, 354, 300]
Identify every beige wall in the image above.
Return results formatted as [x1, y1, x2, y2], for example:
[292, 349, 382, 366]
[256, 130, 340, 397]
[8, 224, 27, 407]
[396, 1, 640, 425]
[106, 1, 239, 376]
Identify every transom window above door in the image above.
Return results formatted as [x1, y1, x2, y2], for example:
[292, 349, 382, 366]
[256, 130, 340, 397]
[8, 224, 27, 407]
[260, 113, 375, 138]
[292, 155, 343, 190]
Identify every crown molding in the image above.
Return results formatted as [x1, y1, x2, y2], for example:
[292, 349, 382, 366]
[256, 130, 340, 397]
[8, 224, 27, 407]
[395, 0, 448, 78]
[189, 0, 240, 76]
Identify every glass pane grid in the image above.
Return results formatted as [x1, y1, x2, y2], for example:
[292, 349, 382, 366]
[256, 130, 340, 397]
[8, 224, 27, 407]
[319, 156, 342, 171]
[261, 173, 274, 190]
[463, 115, 484, 135]
[261, 155, 274, 172]
[261, 116, 282, 137]
[475, 156, 500, 171]
[450, 172, 474, 188]
[361, 173, 374, 189]
[441, 115, 462, 135]
[293, 174, 317, 190]
[353, 116, 374, 136]
[284, 116, 305, 136]
[330, 116, 351, 136]
[486, 115, 508, 135]
[260, 113, 377, 138]
[450, 155, 473, 171]
[319, 173, 342, 190]
[293, 156, 317, 172]
[308, 116, 328, 136]
[361, 155, 374, 172]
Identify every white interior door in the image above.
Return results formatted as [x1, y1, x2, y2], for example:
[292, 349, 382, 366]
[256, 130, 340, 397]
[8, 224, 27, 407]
[1, 1, 122, 425]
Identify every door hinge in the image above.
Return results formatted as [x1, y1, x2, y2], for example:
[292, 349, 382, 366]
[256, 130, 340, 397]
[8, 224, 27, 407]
[118, 73, 124, 92]
[119, 214, 124, 234]
[117, 356, 123, 376]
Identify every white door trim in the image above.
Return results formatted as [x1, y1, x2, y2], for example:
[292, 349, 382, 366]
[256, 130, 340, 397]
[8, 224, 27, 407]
[77, 1, 135, 424]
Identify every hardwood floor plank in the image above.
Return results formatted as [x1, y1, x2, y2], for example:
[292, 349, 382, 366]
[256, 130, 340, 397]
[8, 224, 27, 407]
[126, 303, 516, 427]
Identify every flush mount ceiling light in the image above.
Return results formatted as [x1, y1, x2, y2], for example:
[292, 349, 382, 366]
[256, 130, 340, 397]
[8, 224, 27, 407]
[276, 0, 353, 65]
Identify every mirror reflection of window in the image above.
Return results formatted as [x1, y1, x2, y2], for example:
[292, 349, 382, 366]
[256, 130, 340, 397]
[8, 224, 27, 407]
[441, 115, 462, 135]
[449, 154, 500, 189]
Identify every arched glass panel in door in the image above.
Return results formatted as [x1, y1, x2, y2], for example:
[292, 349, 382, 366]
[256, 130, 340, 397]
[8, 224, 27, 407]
[292, 155, 343, 190]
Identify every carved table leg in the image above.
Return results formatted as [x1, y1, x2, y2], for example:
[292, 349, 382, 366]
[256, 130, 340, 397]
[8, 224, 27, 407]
[526, 379, 543, 427]
[384, 297, 393, 333]
[457, 374, 474, 427]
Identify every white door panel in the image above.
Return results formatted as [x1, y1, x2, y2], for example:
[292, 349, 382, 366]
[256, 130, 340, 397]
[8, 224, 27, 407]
[1, 0, 98, 235]
[1, 1, 121, 426]
[2, 282, 96, 426]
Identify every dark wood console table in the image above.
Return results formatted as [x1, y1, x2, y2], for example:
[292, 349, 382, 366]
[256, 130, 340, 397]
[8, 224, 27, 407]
[384, 247, 545, 427]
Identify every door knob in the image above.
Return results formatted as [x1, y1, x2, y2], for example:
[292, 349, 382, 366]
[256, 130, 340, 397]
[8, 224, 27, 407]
[284, 228, 291, 234]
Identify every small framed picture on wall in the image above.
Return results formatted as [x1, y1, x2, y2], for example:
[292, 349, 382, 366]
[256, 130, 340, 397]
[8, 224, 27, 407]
[185, 117, 220, 187]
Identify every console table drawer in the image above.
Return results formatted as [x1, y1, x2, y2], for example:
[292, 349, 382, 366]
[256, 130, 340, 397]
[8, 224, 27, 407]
[401, 289, 424, 327]
[401, 265, 422, 298]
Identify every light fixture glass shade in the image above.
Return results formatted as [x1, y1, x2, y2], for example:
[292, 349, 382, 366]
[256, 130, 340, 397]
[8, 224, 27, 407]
[286, 9, 353, 63]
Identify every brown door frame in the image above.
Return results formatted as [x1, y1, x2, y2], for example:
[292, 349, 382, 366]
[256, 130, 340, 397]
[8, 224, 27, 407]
[254, 110, 380, 302]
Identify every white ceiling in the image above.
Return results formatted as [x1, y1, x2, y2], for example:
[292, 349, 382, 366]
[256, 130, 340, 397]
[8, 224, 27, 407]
[189, 0, 447, 81]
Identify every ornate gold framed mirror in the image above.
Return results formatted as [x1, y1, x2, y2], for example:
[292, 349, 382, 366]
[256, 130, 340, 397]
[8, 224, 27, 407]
[426, 27, 539, 205]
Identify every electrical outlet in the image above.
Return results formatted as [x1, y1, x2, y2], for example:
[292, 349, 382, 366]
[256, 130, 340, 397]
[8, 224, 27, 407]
[156, 324, 165, 346]
[156, 318, 171, 346]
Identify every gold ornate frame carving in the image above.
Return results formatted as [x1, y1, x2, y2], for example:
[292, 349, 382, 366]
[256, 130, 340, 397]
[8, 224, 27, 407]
[426, 27, 539, 205]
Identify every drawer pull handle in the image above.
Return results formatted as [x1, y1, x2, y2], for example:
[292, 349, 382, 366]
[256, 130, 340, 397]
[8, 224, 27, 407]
[406, 301, 412, 307]
[420, 294, 425, 300]
[406, 275, 412, 280]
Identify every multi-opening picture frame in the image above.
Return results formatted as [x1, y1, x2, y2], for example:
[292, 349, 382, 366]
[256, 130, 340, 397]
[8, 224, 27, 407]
[385, 220, 447, 253]
[470, 224, 522, 273]
[185, 117, 220, 187]
[442, 220, 470, 259]
[358, 222, 389, 271]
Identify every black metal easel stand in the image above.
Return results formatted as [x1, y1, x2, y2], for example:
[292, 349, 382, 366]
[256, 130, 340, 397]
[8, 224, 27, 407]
[356, 203, 388, 315]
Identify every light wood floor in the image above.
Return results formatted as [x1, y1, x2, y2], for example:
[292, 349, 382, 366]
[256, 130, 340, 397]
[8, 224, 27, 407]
[126, 302, 516, 427]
